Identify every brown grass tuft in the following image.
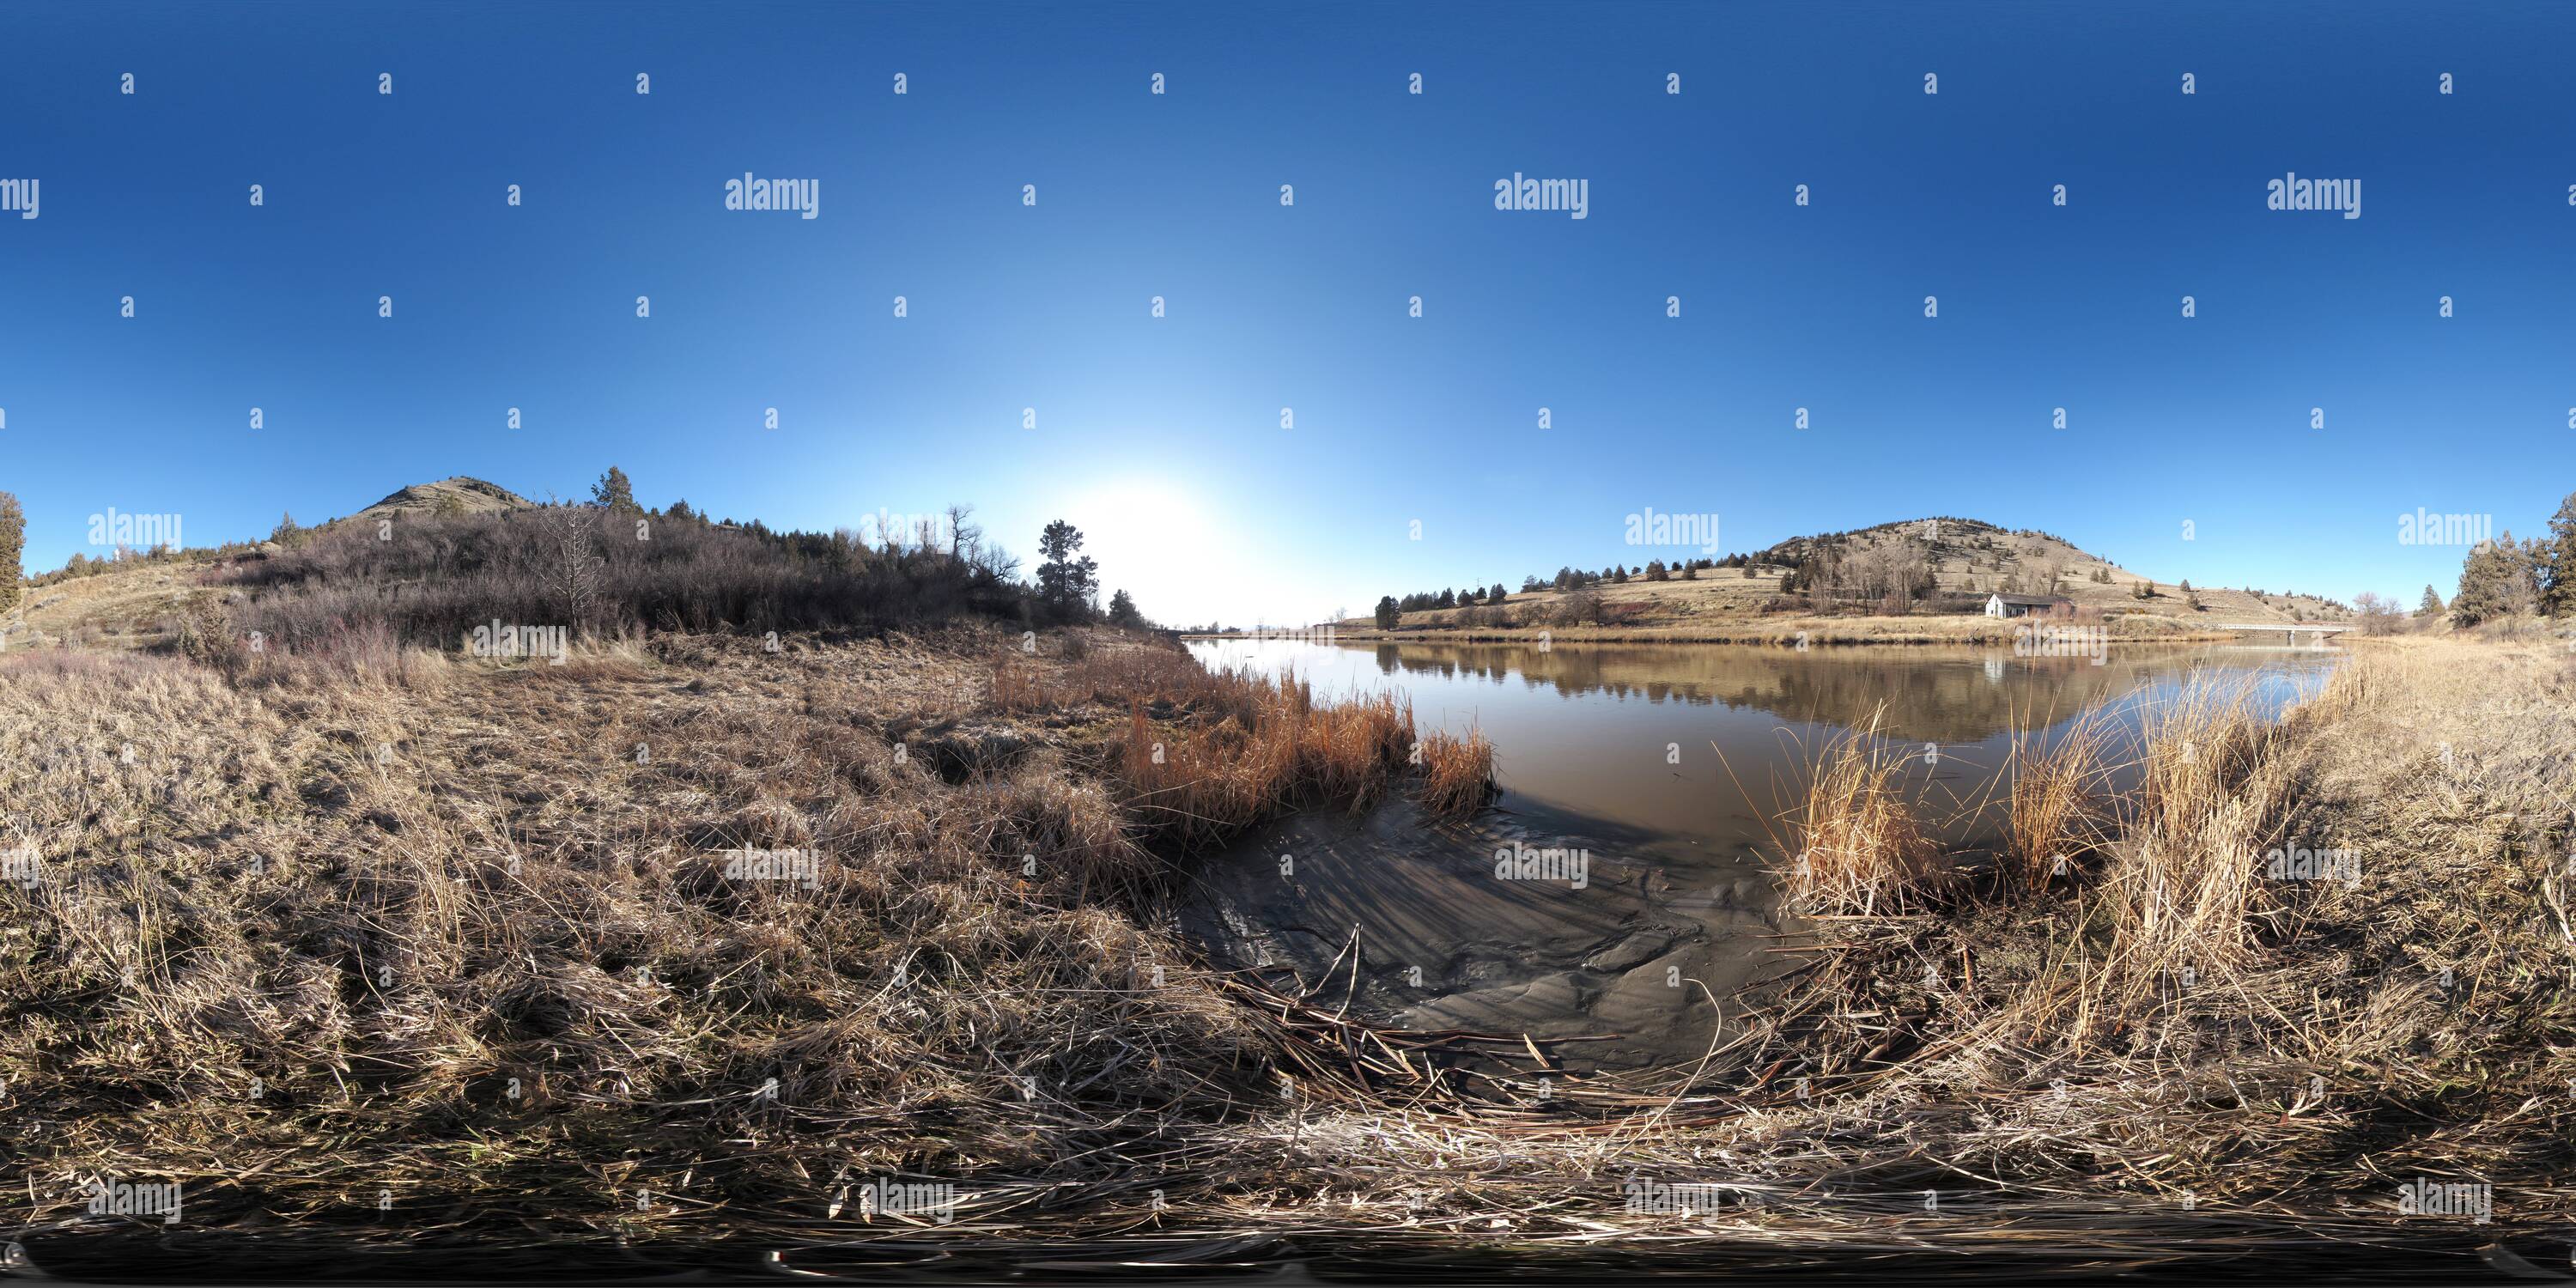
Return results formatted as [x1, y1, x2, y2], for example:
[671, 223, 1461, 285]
[1415, 727, 1496, 817]
[1785, 708, 1948, 914]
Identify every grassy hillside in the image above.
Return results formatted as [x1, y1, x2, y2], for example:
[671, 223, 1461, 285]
[348, 476, 535, 523]
[1338, 517, 2353, 635]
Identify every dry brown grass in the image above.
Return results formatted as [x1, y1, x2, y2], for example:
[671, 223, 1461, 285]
[6, 619, 2570, 1269]
[1413, 727, 1497, 817]
[1783, 708, 1949, 914]
[0, 626, 1291, 1250]
[1113, 667, 1414, 853]
[1999, 704, 2117, 897]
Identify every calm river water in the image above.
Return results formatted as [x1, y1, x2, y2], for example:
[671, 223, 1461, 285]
[1177, 638, 2338, 1072]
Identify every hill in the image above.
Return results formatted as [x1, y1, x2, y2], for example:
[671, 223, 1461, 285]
[6, 474, 1015, 653]
[348, 476, 535, 522]
[1339, 516, 2354, 637]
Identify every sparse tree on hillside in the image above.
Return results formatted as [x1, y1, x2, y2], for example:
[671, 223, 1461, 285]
[667, 498, 696, 522]
[0, 491, 21, 616]
[1557, 586, 1606, 626]
[1035, 519, 1099, 622]
[1107, 588, 1145, 629]
[2132, 580, 2155, 600]
[2542, 491, 2576, 617]
[434, 491, 470, 518]
[2417, 585, 2445, 617]
[1374, 596, 1400, 629]
[591, 466, 640, 513]
[270, 512, 308, 548]
[1490, 584, 1507, 603]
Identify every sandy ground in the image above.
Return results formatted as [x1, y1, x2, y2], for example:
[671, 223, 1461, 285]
[1177, 796, 1791, 1073]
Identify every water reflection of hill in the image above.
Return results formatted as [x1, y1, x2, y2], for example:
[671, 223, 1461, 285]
[1361, 641, 2239, 744]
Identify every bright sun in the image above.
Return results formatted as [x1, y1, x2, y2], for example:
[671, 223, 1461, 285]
[1066, 480, 1233, 624]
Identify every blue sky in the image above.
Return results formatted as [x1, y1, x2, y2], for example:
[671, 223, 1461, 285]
[3, 0, 2570, 625]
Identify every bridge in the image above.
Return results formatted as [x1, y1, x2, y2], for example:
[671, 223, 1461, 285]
[2215, 622, 2354, 646]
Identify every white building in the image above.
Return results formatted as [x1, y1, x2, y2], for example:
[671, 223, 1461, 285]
[1985, 592, 2073, 618]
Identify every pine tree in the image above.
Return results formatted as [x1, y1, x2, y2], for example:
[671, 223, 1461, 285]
[1107, 588, 1145, 628]
[1035, 519, 1099, 621]
[2417, 584, 2445, 617]
[2451, 533, 2525, 626]
[2543, 492, 2576, 617]
[591, 466, 640, 513]
[1374, 596, 1400, 629]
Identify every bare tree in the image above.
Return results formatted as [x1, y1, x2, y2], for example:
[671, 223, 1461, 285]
[539, 495, 605, 632]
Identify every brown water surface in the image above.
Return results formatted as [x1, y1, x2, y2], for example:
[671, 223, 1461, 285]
[1177, 638, 2338, 1072]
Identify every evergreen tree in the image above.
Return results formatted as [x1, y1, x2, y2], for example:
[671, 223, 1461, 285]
[2451, 533, 2527, 626]
[2417, 584, 2445, 617]
[1373, 596, 1400, 629]
[1107, 588, 1145, 628]
[591, 465, 640, 513]
[2543, 492, 2576, 617]
[1035, 519, 1099, 621]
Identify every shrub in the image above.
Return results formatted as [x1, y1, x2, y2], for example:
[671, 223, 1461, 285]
[221, 507, 1024, 654]
[1416, 728, 1496, 817]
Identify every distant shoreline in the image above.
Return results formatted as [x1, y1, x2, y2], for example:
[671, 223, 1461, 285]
[1184, 616, 2257, 648]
